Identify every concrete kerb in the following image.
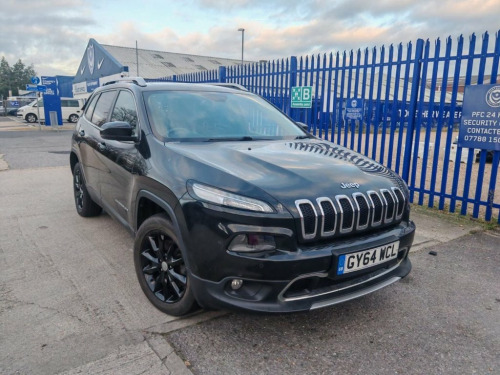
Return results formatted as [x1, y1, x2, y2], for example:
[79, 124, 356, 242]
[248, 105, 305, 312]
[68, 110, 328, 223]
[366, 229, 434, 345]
[408, 204, 485, 253]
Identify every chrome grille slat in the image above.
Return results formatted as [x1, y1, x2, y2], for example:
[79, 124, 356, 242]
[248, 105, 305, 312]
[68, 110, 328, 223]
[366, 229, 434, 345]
[352, 192, 370, 230]
[295, 199, 317, 239]
[316, 197, 337, 237]
[392, 187, 405, 220]
[367, 191, 383, 227]
[380, 189, 395, 223]
[296, 187, 406, 240]
[336, 195, 355, 233]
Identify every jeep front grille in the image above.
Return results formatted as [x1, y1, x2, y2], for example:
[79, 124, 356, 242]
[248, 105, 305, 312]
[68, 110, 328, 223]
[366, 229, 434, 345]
[295, 187, 406, 241]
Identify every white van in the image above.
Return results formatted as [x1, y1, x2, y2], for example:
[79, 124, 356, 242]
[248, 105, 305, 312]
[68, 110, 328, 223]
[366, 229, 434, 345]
[17, 97, 84, 123]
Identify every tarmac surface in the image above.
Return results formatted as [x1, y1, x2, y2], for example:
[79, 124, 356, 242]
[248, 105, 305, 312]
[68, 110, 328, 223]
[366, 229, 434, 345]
[0, 116, 498, 374]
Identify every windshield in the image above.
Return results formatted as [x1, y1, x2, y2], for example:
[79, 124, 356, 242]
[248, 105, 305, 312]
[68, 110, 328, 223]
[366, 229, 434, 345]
[144, 90, 307, 141]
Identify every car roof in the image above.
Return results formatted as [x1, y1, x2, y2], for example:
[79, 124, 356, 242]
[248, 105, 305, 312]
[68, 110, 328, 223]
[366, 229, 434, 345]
[98, 78, 249, 94]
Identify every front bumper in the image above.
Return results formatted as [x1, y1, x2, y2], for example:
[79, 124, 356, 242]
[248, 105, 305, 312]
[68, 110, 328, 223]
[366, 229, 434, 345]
[189, 220, 415, 313]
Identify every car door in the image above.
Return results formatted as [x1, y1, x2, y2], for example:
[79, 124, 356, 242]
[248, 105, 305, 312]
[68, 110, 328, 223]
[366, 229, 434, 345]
[75, 91, 116, 201]
[95, 89, 140, 226]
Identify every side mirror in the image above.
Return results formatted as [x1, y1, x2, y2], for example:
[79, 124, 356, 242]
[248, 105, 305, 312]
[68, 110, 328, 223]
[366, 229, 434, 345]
[101, 121, 137, 141]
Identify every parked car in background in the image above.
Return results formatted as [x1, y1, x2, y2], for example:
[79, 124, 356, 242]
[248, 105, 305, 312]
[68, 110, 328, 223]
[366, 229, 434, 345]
[17, 97, 84, 123]
[70, 78, 415, 316]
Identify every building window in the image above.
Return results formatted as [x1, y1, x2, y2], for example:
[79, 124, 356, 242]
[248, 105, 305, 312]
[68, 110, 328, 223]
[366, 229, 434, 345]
[152, 54, 164, 59]
[195, 65, 207, 71]
[184, 57, 194, 62]
[208, 59, 221, 65]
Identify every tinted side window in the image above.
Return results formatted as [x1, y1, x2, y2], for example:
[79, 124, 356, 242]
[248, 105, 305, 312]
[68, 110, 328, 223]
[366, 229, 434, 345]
[111, 91, 138, 135]
[91, 91, 116, 127]
[84, 94, 100, 121]
[61, 99, 79, 107]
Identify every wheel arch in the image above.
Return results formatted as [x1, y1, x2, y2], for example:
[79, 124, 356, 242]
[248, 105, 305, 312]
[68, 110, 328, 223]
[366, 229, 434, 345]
[70, 151, 79, 174]
[135, 190, 191, 268]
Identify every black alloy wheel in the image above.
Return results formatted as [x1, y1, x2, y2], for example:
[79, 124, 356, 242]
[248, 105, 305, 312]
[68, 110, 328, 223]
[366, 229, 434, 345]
[72, 162, 102, 217]
[69, 114, 79, 123]
[134, 214, 196, 316]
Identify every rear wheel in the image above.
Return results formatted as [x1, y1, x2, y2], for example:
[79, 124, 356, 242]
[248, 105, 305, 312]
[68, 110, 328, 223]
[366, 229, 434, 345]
[73, 162, 102, 217]
[26, 113, 37, 123]
[69, 114, 79, 123]
[134, 214, 197, 316]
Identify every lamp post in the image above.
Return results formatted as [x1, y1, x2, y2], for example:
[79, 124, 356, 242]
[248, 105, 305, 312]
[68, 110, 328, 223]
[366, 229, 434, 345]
[238, 28, 245, 65]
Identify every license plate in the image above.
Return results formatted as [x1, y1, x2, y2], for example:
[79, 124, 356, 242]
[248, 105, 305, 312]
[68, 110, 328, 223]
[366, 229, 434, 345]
[337, 241, 400, 275]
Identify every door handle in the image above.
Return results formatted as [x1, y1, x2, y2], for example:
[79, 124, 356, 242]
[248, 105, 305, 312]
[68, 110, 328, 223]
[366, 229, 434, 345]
[98, 142, 107, 151]
[79, 130, 85, 136]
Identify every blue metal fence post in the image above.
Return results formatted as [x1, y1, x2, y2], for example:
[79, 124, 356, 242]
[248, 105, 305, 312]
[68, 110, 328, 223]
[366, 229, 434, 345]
[218, 66, 226, 83]
[402, 38, 424, 187]
[289, 56, 298, 119]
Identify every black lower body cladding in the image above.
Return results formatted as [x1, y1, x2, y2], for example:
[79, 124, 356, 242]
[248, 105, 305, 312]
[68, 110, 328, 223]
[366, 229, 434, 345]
[184, 213, 415, 313]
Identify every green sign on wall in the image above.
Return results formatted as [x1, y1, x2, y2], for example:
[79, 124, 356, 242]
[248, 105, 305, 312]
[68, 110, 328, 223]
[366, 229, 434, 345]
[291, 86, 313, 108]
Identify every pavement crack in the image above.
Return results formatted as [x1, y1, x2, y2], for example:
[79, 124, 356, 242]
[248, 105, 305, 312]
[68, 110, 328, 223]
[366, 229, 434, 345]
[1, 297, 85, 323]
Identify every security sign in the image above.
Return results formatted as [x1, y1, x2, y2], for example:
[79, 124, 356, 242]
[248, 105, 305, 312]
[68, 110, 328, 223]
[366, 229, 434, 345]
[458, 84, 500, 151]
[345, 98, 364, 121]
[291, 86, 313, 108]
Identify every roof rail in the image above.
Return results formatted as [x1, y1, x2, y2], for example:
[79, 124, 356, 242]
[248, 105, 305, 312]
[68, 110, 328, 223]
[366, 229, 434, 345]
[103, 77, 147, 87]
[208, 83, 248, 91]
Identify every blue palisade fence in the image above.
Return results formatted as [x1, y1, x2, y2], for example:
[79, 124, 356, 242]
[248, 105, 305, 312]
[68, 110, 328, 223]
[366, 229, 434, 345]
[152, 31, 500, 223]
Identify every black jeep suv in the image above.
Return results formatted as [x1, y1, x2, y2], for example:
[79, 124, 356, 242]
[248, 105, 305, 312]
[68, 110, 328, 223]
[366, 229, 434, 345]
[70, 78, 415, 316]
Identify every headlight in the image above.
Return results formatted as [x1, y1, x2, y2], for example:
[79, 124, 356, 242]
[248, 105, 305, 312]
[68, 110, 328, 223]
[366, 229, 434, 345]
[190, 182, 274, 213]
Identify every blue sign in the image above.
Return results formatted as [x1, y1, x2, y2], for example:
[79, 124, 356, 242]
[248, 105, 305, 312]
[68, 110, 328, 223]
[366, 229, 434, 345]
[41, 76, 62, 126]
[26, 84, 46, 92]
[10, 101, 19, 107]
[345, 98, 364, 121]
[86, 79, 100, 93]
[41, 76, 58, 96]
[31, 76, 40, 85]
[43, 95, 62, 126]
[458, 84, 500, 151]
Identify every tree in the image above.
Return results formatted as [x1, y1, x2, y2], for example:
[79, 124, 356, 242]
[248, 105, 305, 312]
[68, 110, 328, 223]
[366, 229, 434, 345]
[0, 57, 11, 99]
[0, 57, 37, 99]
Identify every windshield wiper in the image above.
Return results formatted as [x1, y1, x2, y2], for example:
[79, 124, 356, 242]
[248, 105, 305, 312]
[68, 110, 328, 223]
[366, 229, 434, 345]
[205, 136, 254, 142]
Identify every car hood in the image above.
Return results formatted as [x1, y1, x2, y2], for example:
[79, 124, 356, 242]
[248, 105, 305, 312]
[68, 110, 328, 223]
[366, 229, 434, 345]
[166, 139, 406, 206]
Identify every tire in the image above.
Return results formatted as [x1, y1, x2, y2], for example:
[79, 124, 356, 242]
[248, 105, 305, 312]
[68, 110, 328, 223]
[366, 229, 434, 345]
[26, 113, 37, 123]
[73, 162, 102, 217]
[134, 214, 197, 316]
[69, 114, 79, 123]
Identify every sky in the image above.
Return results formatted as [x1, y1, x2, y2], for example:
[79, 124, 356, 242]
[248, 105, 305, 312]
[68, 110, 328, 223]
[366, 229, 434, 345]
[1, 0, 499, 76]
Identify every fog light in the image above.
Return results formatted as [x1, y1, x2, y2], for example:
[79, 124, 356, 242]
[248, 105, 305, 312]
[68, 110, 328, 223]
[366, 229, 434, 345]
[228, 234, 276, 252]
[231, 279, 243, 290]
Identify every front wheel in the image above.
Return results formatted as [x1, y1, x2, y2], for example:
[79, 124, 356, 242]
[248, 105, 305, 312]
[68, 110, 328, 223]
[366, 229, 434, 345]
[69, 114, 79, 123]
[26, 113, 37, 123]
[134, 214, 197, 316]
